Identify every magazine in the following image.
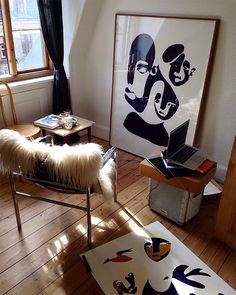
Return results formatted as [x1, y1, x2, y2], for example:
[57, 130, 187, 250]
[34, 114, 60, 129]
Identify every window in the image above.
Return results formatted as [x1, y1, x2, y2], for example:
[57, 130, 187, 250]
[0, 0, 52, 81]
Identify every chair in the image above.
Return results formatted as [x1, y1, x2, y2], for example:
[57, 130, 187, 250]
[0, 80, 41, 139]
[0, 129, 118, 247]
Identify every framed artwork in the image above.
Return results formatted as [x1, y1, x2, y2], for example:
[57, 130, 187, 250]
[109, 14, 219, 157]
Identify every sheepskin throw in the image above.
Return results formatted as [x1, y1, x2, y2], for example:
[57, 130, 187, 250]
[0, 129, 115, 199]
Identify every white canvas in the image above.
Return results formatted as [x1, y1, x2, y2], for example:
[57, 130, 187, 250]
[82, 221, 235, 295]
[110, 15, 219, 158]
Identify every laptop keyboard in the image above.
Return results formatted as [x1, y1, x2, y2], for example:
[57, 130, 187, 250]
[171, 146, 198, 163]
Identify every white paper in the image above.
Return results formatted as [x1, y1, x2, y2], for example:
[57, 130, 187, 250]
[204, 181, 222, 196]
[82, 221, 234, 295]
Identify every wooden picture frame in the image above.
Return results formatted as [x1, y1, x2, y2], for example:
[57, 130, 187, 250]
[109, 14, 219, 157]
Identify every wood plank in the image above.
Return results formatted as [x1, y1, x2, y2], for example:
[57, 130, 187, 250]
[0, 192, 85, 254]
[0, 183, 73, 235]
[182, 204, 218, 256]
[199, 237, 232, 272]
[168, 200, 220, 242]
[0, 137, 235, 294]
[218, 250, 236, 290]
[4, 179, 148, 294]
[32, 191, 164, 294]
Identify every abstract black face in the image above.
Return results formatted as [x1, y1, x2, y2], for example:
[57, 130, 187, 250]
[144, 237, 171, 262]
[145, 66, 179, 120]
[125, 33, 155, 112]
[162, 44, 196, 86]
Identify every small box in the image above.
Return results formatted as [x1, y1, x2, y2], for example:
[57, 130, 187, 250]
[148, 179, 203, 225]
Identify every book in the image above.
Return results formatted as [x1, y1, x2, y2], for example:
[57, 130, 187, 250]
[34, 114, 60, 129]
[197, 159, 216, 174]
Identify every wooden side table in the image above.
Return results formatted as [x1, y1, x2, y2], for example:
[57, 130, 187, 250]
[140, 158, 216, 193]
[40, 116, 95, 143]
[139, 149, 216, 224]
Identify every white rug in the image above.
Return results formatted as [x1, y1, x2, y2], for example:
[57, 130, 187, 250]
[81, 221, 235, 295]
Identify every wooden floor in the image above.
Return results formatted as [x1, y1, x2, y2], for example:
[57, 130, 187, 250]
[0, 136, 235, 295]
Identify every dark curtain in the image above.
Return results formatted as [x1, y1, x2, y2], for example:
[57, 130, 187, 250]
[37, 0, 71, 114]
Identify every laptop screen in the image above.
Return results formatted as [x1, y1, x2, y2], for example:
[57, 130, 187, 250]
[166, 120, 190, 157]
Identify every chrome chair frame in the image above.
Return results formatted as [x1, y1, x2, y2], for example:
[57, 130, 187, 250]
[9, 146, 118, 247]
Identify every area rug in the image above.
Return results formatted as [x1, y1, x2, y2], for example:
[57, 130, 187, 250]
[81, 221, 235, 294]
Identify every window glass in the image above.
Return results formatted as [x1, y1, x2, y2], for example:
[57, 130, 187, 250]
[13, 30, 44, 70]
[9, 0, 45, 71]
[9, 0, 41, 30]
[0, 0, 50, 80]
[0, 5, 10, 76]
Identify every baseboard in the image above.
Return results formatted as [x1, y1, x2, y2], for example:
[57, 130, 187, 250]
[92, 124, 109, 141]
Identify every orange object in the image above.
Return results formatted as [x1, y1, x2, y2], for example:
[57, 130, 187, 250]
[197, 159, 216, 174]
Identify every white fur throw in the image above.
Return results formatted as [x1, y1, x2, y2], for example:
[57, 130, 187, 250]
[0, 129, 115, 200]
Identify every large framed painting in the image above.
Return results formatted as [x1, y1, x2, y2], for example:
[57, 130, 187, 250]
[109, 14, 219, 157]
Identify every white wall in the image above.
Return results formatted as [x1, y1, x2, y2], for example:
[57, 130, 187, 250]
[1, 77, 53, 126]
[64, 0, 103, 118]
[62, 0, 85, 76]
[63, 0, 236, 182]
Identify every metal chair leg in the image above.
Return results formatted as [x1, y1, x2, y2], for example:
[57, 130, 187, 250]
[86, 187, 92, 247]
[114, 150, 118, 203]
[9, 173, 22, 228]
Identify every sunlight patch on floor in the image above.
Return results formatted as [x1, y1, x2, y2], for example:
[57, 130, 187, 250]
[47, 247, 55, 259]
[118, 210, 145, 233]
[54, 239, 63, 252]
[60, 234, 69, 247]
[91, 216, 103, 225]
[76, 223, 87, 235]
[42, 264, 49, 273]
[118, 209, 130, 221]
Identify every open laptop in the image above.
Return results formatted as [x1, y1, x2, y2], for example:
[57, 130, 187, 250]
[163, 120, 206, 170]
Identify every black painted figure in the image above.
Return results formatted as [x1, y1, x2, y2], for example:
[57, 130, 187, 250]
[147, 66, 179, 121]
[123, 112, 169, 146]
[125, 33, 155, 113]
[123, 35, 198, 147]
[113, 272, 137, 295]
[162, 44, 196, 86]
[112, 237, 212, 295]
[124, 66, 179, 146]
[123, 34, 182, 147]
[142, 237, 211, 294]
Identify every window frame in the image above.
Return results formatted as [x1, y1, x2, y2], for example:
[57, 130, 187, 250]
[0, 0, 52, 82]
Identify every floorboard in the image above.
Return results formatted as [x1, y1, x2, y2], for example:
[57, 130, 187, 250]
[0, 136, 235, 294]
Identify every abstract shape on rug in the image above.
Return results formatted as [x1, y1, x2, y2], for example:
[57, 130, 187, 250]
[113, 272, 137, 294]
[81, 221, 235, 294]
[104, 248, 133, 264]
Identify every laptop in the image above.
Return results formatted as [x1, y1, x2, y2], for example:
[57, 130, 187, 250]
[163, 120, 206, 170]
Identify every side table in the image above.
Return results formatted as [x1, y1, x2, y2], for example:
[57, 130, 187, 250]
[40, 116, 95, 144]
[139, 151, 216, 224]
